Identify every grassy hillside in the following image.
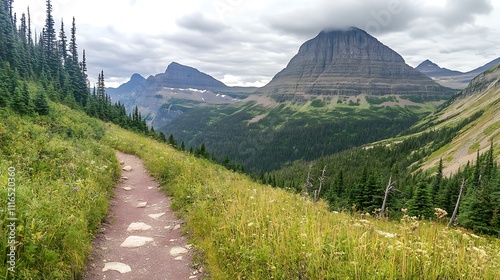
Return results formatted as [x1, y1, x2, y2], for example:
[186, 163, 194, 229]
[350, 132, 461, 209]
[415, 68, 500, 176]
[0, 104, 120, 279]
[103, 124, 500, 279]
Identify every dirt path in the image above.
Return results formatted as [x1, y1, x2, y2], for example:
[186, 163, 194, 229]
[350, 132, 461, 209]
[85, 151, 202, 280]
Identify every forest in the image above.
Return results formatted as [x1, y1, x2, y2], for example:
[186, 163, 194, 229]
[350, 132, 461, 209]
[265, 109, 500, 236]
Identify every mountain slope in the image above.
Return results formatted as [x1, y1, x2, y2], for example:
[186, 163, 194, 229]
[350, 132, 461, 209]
[259, 28, 454, 98]
[415, 63, 500, 176]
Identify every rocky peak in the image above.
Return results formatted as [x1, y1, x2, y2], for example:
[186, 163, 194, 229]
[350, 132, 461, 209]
[260, 27, 454, 97]
[151, 62, 227, 91]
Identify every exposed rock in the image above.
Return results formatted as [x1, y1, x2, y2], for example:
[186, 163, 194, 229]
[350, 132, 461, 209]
[170, 246, 188, 257]
[120, 236, 154, 248]
[102, 262, 132, 273]
[148, 212, 166, 220]
[259, 27, 454, 98]
[122, 165, 133, 172]
[136, 202, 147, 208]
[127, 222, 152, 231]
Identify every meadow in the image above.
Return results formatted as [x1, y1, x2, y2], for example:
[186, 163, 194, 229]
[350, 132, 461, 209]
[0, 105, 120, 279]
[2, 103, 499, 279]
[104, 124, 500, 280]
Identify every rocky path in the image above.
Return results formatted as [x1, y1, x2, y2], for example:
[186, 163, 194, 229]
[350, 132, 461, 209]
[85, 152, 202, 280]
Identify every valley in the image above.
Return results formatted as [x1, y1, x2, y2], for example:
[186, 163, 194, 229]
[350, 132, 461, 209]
[1, 0, 500, 279]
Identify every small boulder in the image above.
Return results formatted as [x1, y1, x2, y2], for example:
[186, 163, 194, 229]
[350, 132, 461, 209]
[102, 262, 131, 273]
[122, 166, 133, 172]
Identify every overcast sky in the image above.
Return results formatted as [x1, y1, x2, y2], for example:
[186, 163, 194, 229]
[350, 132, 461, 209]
[13, 0, 500, 87]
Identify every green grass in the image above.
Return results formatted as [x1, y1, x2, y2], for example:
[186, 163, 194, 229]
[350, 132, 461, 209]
[104, 124, 500, 280]
[0, 105, 120, 279]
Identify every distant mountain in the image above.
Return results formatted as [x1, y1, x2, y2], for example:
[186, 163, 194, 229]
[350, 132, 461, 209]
[107, 73, 146, 99]
[416, 59, 463, 77]
[416, 57, 500, 89]
[259, 27, 454, 98]
[148, 62, 228, 92]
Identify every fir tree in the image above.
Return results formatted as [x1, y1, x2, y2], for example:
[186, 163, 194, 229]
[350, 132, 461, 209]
[409, 181, 432, 219]
[59, 19, 67, 62]
[34, 89, 50, 115]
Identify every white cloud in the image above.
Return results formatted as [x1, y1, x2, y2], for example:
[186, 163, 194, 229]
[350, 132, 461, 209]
[12, 0, 500, 87]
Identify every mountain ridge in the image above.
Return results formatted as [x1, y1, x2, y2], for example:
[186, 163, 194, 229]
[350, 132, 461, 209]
[416, 57, 500, 89]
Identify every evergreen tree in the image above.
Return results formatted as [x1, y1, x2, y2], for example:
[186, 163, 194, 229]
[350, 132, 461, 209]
[11, 82, 33, 115]
[408, 181, 433, 219]
[59, 19, 67, 62]
[43, 0, 58, 75]
[34, 89, 50, 115]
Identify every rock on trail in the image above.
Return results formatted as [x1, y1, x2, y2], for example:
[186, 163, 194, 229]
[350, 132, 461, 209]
[85, 151, 203, 279]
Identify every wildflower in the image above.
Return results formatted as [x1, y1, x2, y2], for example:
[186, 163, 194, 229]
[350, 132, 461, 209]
[401, 208, 408, 215]
[434, 208, 448, 219]
[73, 187, 79, 192]
[375, 230, 395, 238]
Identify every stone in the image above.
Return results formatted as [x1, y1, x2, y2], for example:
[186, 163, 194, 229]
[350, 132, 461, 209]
[102, 262, 131, 273]
[148, 212, 165, 220]
[121, 176, 129, 180]
[127, 222, 152, 231]
[173, 224, 181, 230]
[122, 165, 133, 172]
[122, 187, 132, 191]
[170, 246, 188, 257]
[136, 202, 147, 208]
[120, 161, 125, 165]
[120, 236, 154, 248]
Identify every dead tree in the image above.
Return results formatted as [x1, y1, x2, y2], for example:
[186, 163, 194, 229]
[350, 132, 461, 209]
[313, 166, 327, 203]
[303, 164, 313, 196]
[448, 179, 466, 227]
[379, 176, 396, 218]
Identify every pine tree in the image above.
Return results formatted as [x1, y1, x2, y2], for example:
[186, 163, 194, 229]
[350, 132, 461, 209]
[43, 0, 58, 75]
[11, 82, 33, 115]
[409, 181, 433, 219]
[59, 19, 67, 62]
[69, 17, 78, 64]
[34, 89, 50, 115]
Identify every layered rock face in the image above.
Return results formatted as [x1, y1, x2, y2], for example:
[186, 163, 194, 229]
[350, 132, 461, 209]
[148, 62, 227, 91]
[260, 27, 453, 97]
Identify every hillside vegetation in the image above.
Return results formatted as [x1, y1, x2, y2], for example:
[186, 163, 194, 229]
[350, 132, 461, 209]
[0, 104, 120, 278]
[103, 124, 500, 279]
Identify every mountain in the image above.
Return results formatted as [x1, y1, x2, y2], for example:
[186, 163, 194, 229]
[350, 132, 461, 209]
[416, 57, 500, 89]
[415, 59, 464, 77]
[148, 62, 228, 92]
[106, 73, 146, 99]
[259, 27, 454, 98]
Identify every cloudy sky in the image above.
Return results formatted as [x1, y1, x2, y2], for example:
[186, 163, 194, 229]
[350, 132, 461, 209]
[13, 0, 500, 87]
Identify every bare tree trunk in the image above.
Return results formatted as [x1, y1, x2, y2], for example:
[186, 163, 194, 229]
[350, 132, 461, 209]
[314, 166, 327, 203]
[303, 164, 313, 196]
[448, 179, 466, 227]
[379, 176, 394, 218]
